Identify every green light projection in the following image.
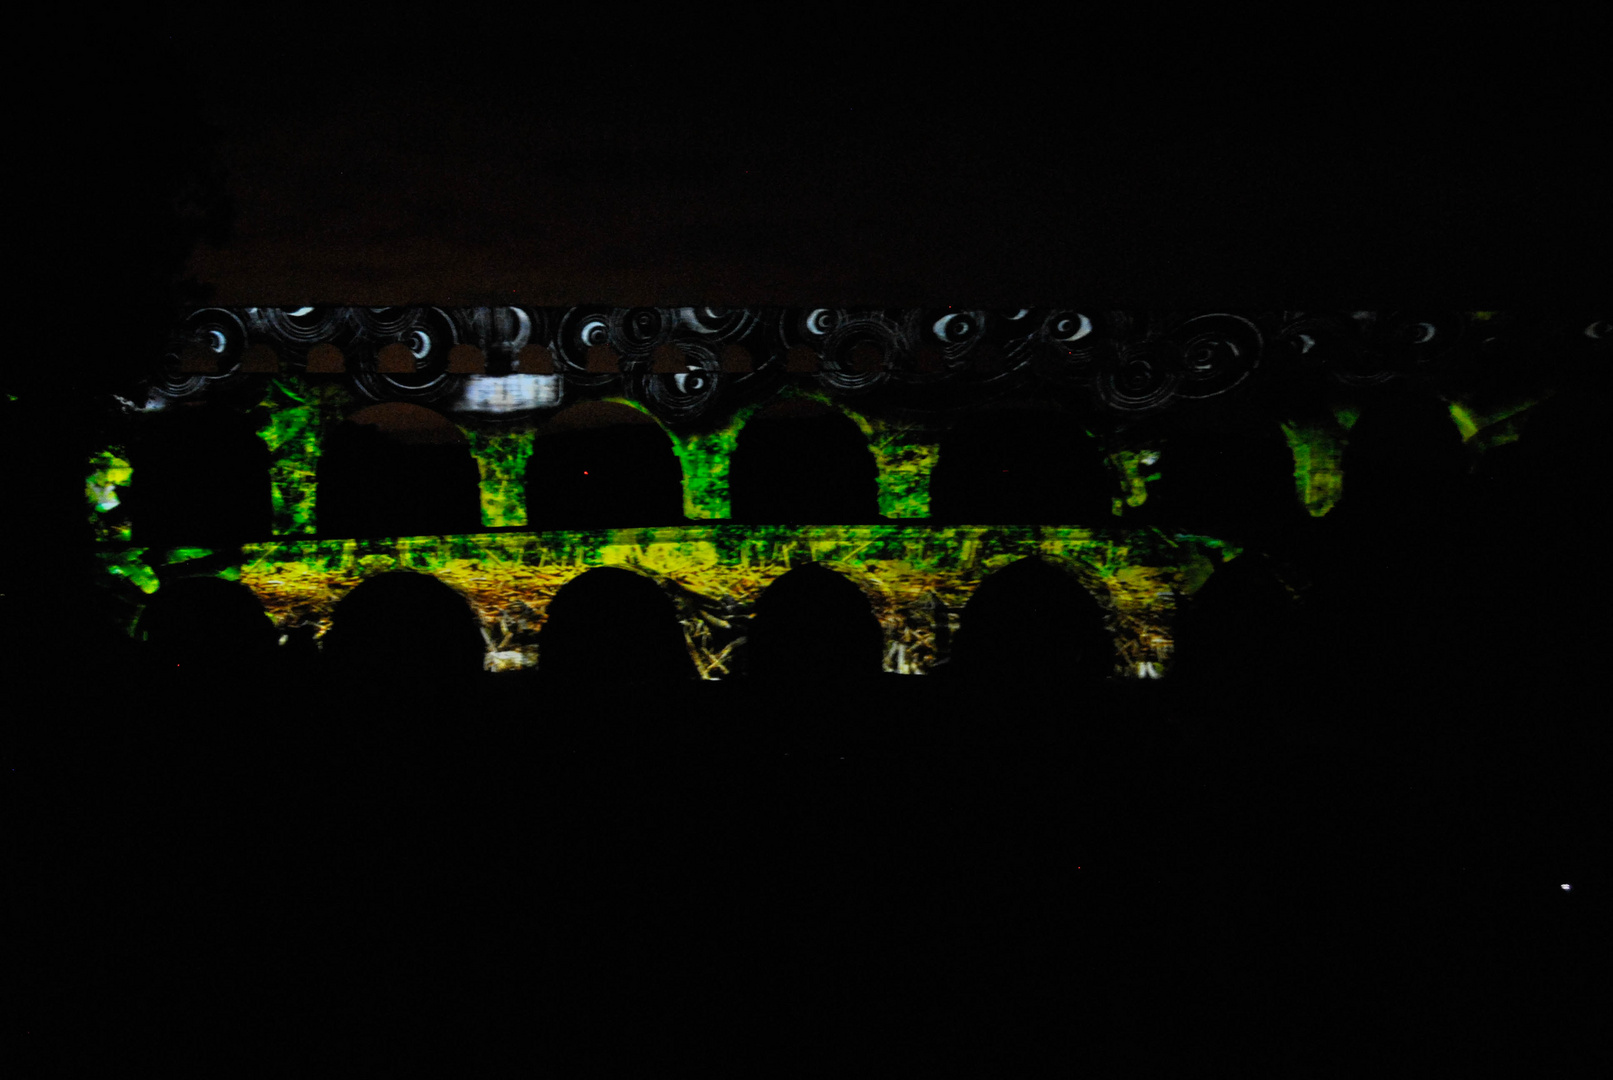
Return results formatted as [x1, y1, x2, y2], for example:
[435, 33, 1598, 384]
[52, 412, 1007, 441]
[668, 429, 737, 520]
[858, 416, 942, 519]
[88, 343, 1563, 678]
[1280, 417, 1350, 517]
[657, 388, 948, 522]
[96, 524, 1230, 678]
[1448, 394, 1549, 452]
[256, 380, 350, 535]
[98, 547, 159, 595]
[86, 447, 133, 542]
[99, 546, 242, 640]
[463, 426, 535, 527]
[1106, 448, 1163, 517]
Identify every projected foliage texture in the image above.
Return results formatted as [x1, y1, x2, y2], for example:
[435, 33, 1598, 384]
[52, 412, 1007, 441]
[86, 307, 1606, 676]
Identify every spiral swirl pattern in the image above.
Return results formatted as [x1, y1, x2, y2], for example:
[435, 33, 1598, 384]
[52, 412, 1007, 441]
[137, 307, 1601, 425]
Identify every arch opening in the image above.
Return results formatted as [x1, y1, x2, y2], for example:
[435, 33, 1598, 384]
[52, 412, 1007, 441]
[929, 410, 1115, 523]
[1131, 419, 1303, 534]
[523, 401, 684, 527]
[130, 407, 273, 544]
[320, 571, 487, 681]
[1339, 392, 1469, 523]
[729, 398, 880, 523]
[947, 556, 1113, 685]
[136, 576, 279, 676]
[537, 567, 695, 683]
[745, 563, 884, 682]
[316, 404, 482, 538]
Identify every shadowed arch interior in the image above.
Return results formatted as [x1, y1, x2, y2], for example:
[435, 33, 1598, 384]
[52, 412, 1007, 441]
[137, 576, 279, 675]
[320, 571, 487, 681]
[316, 403, 482, 538]
[729, 398, 880, 523]
[929, 409, 1116, 523]
[947, 556, 1113, 683]
[130, 407, 272, 544]
[523, 401, 684, 527]
[1132, 418, 1302, 535]
[1169, 554, 1302, 694]
[746, 563, 884, 681]
[537, 567, 695, 683]
[1338, 391, 1469, 523]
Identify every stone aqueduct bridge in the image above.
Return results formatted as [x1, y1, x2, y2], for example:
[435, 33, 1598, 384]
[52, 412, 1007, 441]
[88, 306, 1592, 676]
[100, 525, 1231, 678]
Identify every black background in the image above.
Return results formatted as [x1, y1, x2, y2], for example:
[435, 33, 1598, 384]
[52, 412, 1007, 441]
[10, 8, 1608, 1074]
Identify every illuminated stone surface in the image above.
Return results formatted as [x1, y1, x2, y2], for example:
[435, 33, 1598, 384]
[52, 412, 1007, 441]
[106, 525, 1233, 678]
[92, 306, 1604, 676]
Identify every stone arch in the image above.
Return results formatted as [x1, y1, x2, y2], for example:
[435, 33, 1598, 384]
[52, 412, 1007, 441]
[1168, 551, 1304, 695]
[1338, 390, 1470, 523]
[947, 555, 1115, 684]
[523, 399, 685, 527]
[320, 570, 487, 680]
[536, 566, 696, 683]
[1130, 415, 1303, 534]
[729, 393, 881, 523]
[128, 406, 273, 544]
[316, 403, 482, 538]
[135, 575, 279, 676]
[744, 562, 885, 681]
[928, 406, 1116, 523]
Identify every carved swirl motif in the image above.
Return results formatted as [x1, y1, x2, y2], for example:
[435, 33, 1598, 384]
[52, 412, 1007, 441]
[1169, 313, 1263, 401]
[149, 307, 1605, 423]
[552, 306, 622, 388]
[816, 311, 903, 394]
[1274, 311, 1463, 387]
[346, 307, 464, 405]
[150, 308, 250, 403]
[903, 308, 990, 374]
[630, 342, 724, 423]
[252, 306, 354, 347]
[453, 306, 543, 371]
[1012, 309, 1113, 391]
[676, 306, 760, 344]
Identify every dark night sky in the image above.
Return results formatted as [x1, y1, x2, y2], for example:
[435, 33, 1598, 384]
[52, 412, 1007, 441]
[12, 24, 1605, 1069]
[116, 10, 1605, 310]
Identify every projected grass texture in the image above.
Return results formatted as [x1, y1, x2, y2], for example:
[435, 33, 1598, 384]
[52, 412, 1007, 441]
[90, 307, 1584, 677]
[103, 527, 1238, 678]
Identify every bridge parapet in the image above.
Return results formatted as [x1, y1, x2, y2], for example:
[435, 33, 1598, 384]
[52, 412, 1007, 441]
[98, 525, 1234, 679]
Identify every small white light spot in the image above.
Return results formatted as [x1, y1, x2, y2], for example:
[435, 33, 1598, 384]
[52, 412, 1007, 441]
[1561, 883, 1572, 891]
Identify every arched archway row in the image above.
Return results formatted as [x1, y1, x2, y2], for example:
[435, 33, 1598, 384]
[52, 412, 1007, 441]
[93, 524, 1237, 679]
[85, 383, 947, 540]
[86, 375, 1554, 545]
[86, 307, 1600, 543]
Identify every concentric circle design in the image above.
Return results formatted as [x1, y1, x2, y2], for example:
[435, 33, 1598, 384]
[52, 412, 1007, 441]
[130, 308, 1569, 426]
[816, 312, 901, 394]
[349, 307, 464, 405]
[630, 342, 724, 424]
